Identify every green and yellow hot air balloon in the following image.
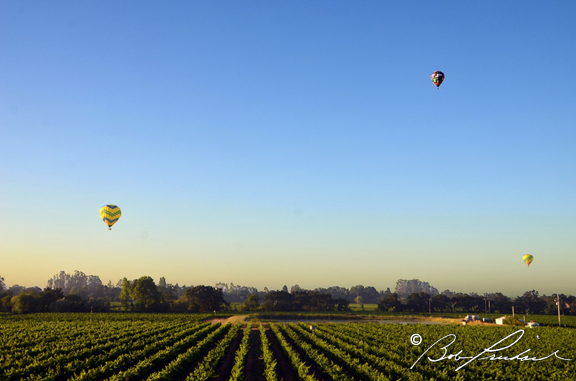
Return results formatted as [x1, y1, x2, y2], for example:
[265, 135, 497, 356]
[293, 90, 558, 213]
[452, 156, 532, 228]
[100, 205, 121, 230]
[522, 254, 534, 267]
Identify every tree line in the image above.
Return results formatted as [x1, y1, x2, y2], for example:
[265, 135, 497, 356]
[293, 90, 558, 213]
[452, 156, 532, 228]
[1, 288, 109, 314]
[241, 290, 350, 312]
[1, 273, 574, 315]
[0, 276, 231, 314]
[378, 290, 576, 315]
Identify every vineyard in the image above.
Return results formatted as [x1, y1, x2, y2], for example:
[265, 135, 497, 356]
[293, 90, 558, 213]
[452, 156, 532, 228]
[1, 313, 575, 380]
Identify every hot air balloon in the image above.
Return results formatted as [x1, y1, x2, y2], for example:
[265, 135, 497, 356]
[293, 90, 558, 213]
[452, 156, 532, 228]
[100, 205, 121, 230]
[431, 71, 445, 89]
[522, 254, 534, 267]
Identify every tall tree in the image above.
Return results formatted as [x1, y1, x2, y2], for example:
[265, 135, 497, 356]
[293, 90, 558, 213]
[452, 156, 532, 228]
[395, 279, 438, 298]
[315, 286, 348, 300]
[8, 285, 27, 296]
[46, 270, 103, 296]
[119, 278, 132, 311]
[290, 284, 302, 294]
[160, 284, 178, 310]
[131, 276, 163, 312]
[380, 288, 392, 301]
[350, 285, 365, 302]
[186, 286, 229, 312]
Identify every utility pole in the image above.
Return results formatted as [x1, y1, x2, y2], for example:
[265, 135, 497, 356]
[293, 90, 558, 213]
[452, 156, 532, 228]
[555, 294, 562, 327]
[484, 298, 487, 319]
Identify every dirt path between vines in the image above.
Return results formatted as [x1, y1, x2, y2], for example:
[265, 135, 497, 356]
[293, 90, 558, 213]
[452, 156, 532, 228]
[264, 324, 298, 381]
[243, 324, 266, 381]
[212, 326, 244, 381]
[206, 315, 251, 324]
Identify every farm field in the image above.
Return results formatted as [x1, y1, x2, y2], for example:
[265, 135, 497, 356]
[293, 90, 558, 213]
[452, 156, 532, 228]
[1, 313, 575, 380]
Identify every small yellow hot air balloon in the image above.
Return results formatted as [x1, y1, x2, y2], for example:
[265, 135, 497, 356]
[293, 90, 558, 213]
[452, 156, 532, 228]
[522, 254, 534, 267]
[100, 205, 121, 230]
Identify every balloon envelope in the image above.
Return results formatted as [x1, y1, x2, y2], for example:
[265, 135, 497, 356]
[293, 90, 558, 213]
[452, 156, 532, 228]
[522, 254, 534, 267]
[431, 71, 445, 88]
[100, 205, 121, 230]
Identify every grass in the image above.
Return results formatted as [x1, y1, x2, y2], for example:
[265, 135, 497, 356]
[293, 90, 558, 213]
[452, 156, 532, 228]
[348, 303, 378, 311]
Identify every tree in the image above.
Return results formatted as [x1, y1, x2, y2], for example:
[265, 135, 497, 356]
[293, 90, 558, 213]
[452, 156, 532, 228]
[241, 294, 260, 311]
[350, 285, 365, 303]
[395, 279, 438, 298]
[515, 290, 547, 315]
[441, 289, 455, 298]
[119, 278, 132, 311]
[131, 276, 164, 312]
[334, 298, 350, 311]
[263, 291, 294, 311]
[568, 297, 576, 316]
[8, 285, 27, 296]
[432, 294, 450, 312]
[160, 284, 178, 310]
[405, 292, 430, 312]
[12, 293, 37, 314]
[47, 271, 68, 292]
[377, 293, 403, 312]
[290, 284, 302, 294]
[315, 286, 348, 301]
[38, 288, 64, 312]
[186, 286, 229, 312]
[65, 293, 85, 312]
[282, 285, 288, 293]
[1, 291, 13, 312]
[301, 291, 335, 311]
[0, 275, 5, 293]
[490, 292, 512, 313]
[451, 293, 483, 312]
[46, 270, 103, 296]
[11, 288, 49, 314]
[380, 288, 392, 302]
[173, 295, 189, 312]
[351, 285, 383, 303]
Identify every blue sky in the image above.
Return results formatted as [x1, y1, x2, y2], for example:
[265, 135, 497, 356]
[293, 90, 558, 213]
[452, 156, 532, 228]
[1, 1, 575, 297]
